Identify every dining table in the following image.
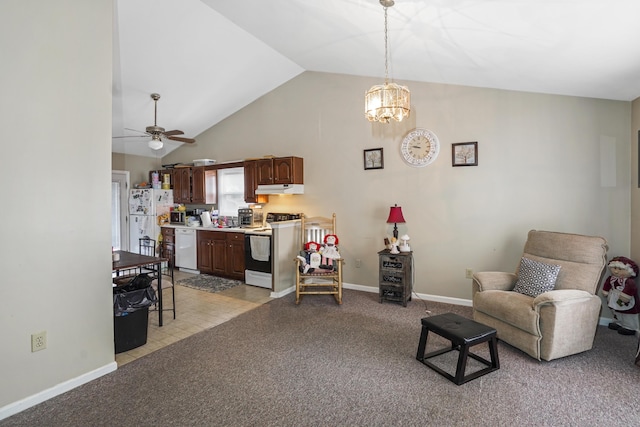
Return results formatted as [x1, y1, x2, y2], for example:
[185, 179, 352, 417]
[112, 250, 169, 326]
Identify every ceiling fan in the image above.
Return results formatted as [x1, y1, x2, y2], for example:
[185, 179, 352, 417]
[115, 93, 196, 150]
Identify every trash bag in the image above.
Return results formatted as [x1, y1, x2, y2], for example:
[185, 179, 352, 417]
[113, 276, 157, 317]
[116, 273, 155, 292]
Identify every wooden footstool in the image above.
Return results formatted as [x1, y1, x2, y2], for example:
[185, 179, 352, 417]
[416, 312, 499, 385]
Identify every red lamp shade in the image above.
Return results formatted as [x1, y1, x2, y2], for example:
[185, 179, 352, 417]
[386, 205, 406, 224]
[386, 204, 405, 240]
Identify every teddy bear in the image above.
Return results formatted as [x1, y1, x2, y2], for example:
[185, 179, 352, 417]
[601, 256, 640, 335]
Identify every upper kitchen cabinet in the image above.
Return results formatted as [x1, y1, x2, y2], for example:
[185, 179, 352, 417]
[244, 160, 269, 204]
[257, 157, 304, 185]
[192, 166, 217, 205]
[173, 167, 192, 204]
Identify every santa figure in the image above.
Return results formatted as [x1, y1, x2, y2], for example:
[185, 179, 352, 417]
[602, 256, 640, 335]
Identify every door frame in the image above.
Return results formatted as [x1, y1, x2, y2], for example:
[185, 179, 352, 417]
[112, 170, 130, 251]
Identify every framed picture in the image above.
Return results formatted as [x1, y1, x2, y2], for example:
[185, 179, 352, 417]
[364, 148, 384, 170]
[452, 142, 478, 167]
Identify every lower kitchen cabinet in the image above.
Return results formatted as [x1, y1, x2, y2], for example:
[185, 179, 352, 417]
[226, 232, 245, 280]
[197, 231, 245, 281]
[161, 227, 175, 267]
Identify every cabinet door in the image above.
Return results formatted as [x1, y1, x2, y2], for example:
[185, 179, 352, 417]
[197, 234, 213, 273]
[211, 238, 227, 276]
[226, 233, 245, 280]
[244, 161, 268, 204]
[175, 168, 191, 203]
[273, 157, 304, 184]
[191, 166, 205, 204]
[257, 158, 274, 185]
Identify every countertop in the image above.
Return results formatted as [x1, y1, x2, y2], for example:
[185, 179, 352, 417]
[162, 219, 300, 233]
[162, 224, 247, 232]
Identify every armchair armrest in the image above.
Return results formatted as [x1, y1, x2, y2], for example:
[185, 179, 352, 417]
[472, 271, 517, 294]
[533, 289, 596, 308]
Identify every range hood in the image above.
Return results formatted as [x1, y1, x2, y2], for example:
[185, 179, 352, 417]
[255, 184, 304, 195]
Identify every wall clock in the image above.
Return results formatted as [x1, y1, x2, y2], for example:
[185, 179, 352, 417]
[400, 128, 440, 167]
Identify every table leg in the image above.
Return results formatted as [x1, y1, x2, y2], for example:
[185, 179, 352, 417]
[157, 261, 163, 327]
[416, 326, 429, 361]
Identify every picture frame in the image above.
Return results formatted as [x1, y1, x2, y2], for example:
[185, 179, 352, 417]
[364, 148, 384, 170]
[452, 142, 478, 167]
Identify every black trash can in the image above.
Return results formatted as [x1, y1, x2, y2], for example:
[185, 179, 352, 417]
[113, 274, 157, 354]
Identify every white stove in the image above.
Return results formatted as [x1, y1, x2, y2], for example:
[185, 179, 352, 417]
[244, 225, 273, 289]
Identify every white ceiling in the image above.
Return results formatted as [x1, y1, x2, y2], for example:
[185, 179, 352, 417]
[112, 0, 640, 158]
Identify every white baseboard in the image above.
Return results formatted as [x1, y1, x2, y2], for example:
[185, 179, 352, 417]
[344, 283, 474, 307]
[0, 362, 117, 421]
[279, 283, 616, 320]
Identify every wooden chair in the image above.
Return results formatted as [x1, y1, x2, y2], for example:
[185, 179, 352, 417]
[294, 213, 343, 304]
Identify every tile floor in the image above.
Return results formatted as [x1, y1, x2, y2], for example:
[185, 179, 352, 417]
[115, 270, 273, 366]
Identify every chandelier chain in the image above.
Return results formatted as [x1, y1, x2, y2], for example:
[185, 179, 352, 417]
[384, 6, 389, 84]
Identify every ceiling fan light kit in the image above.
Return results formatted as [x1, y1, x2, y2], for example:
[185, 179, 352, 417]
[365, 0, 410, 123]
[149, 134, 163, 150]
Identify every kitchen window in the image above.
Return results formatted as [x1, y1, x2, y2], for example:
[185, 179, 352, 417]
[217, 167, 246, 217]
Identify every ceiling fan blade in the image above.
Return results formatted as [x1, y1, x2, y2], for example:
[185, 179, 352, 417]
[163, 129, 184, 136]
[167, 136, 196, 144]
[112, 134, 148, 139]
[124, 127, 149, 135]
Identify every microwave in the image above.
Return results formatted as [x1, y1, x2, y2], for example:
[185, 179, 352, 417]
[238, 208, 264, 228]
[170, 211, 186, 225]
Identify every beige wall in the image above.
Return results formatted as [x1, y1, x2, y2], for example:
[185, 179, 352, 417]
[112, 152, 162, 185]
[162, 71, 632, 300]
[631, 98, 640, 260]
[0, 0, 113, 416]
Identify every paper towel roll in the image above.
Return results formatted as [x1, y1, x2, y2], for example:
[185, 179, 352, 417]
[200, 211, 212, 227]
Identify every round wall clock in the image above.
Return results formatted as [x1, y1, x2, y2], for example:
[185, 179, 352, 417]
[400, 128, 440, 167]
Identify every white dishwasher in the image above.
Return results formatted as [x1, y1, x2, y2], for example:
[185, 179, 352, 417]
[175, 228, 198, 272]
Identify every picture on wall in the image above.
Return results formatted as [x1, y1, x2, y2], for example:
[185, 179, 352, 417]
[452, 142, 478, 167]
[364, 148, 384, 170]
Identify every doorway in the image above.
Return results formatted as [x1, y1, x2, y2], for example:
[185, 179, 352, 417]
[112, 170, 130, 251]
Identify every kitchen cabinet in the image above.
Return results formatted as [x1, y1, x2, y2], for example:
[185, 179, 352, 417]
[225, 232, 245, 280]
[257, 156, 303, 185]
[243, 160, 269, 204]
[192, 166, 217, 205]
[197, 230, 245, 280]
[197, 231, 226, 276]
[160, 227, 175, 267]
[173, 167, 192, 204]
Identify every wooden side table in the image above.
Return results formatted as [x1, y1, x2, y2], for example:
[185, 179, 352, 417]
[378, 249, 413, 307]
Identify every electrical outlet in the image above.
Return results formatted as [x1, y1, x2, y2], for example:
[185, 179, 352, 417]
[31, 331, 47, 352]
[465, 268, 473, 279]
[355, 259, 362, 268]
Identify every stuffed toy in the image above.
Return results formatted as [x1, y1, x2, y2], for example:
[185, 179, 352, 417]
[321, 234, 341, 260]
[602, 256, 640, 335]
[304, 241, 322, 268]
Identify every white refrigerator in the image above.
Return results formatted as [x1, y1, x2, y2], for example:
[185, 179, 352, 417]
[129, 189, 173, 254]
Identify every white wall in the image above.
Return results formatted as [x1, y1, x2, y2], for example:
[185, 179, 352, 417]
[165, 71, 631, 300]
[0, 0, 114, 417]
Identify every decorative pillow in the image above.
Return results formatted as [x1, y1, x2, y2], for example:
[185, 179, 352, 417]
[513, 257, 561, 297]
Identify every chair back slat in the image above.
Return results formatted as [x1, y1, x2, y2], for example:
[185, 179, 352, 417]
[300, 214, 336, 246]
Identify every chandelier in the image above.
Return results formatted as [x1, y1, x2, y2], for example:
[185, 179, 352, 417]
[365, 0, 410, 123]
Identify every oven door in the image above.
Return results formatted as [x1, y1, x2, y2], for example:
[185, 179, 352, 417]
[244, 234, 272, 274]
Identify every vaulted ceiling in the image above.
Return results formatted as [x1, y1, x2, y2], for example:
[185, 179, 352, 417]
[112, 0, 640, 157]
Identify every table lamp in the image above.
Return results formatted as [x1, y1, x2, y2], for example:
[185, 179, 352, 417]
[386, 204, 406, 240]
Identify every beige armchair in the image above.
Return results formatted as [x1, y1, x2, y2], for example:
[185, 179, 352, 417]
[472, 230, 608, 361]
